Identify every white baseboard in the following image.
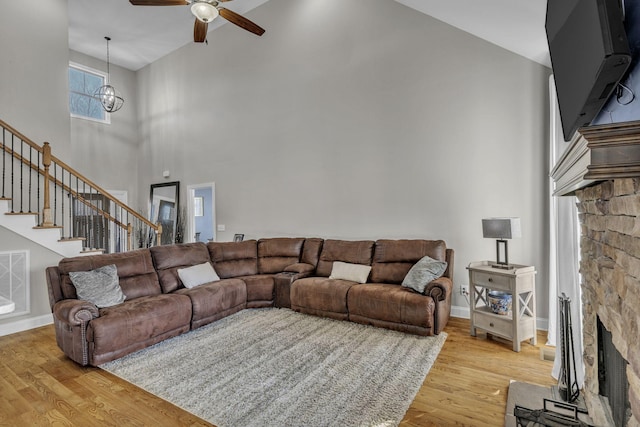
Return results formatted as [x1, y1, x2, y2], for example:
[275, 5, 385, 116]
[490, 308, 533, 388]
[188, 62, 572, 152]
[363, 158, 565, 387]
[0, 313, 53, 337]
[450, 305, 549, 331]
[451, 305, 470, 319]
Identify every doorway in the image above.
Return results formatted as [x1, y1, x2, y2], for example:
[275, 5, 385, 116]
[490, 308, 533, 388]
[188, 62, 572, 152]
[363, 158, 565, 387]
[186, 183, 216, 243]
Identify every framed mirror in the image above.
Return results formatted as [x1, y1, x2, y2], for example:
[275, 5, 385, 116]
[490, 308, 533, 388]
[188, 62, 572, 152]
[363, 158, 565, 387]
[149, 181, 180, 245]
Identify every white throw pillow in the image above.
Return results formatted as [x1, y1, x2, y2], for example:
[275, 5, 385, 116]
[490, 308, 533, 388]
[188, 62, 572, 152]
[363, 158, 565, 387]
[329, 261, 372, 284]
[177, 262, 220, 288]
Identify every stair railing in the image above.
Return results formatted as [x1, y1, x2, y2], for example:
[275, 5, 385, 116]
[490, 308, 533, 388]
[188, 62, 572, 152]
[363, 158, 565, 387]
[0, 119, 162, 253]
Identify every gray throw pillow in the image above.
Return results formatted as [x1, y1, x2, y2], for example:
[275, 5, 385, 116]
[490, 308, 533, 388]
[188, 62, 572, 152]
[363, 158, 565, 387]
[69, 264, 126, 308]
[401, 256, 448, 294]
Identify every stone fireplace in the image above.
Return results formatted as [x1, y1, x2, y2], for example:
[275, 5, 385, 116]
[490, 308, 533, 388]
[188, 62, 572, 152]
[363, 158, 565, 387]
[551, 120, 640, 426]
[576, 179, 640, 426]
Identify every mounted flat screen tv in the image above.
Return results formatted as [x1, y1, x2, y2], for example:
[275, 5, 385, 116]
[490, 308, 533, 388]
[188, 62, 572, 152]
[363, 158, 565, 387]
[546, 0, 632, 141]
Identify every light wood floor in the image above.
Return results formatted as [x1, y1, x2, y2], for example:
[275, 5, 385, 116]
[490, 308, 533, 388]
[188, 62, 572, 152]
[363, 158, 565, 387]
[0, 317, 555, 426]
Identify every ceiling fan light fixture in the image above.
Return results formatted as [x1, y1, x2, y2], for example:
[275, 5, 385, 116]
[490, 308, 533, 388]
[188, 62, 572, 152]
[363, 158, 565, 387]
[191, 2, 219, 23]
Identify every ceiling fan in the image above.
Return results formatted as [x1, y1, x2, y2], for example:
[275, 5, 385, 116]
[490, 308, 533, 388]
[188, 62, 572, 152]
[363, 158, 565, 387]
[129, 0, 265, 43]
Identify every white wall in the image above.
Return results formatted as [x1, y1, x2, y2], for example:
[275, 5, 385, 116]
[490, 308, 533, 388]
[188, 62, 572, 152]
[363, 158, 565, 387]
[136, 0, 551, 314]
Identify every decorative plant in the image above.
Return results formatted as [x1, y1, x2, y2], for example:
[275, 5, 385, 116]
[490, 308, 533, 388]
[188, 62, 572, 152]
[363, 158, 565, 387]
[175, 206, 187, 244]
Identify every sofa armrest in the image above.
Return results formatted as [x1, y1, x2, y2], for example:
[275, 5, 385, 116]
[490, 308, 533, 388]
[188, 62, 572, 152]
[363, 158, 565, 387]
[424, 276, 452, 302]
[274, 268, 314, 308]
[53, 299, 100, 326]
[425, 276, 452, 335]
[283, 263, 315, 274]
[52, 299, 100, 366]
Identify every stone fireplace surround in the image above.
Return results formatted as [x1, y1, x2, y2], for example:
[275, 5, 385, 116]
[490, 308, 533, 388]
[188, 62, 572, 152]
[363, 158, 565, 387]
[576, 179, 639, 426]
[551, 120, 640, 426]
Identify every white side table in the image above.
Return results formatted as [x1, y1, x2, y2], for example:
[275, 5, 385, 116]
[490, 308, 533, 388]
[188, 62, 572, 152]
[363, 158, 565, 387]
[467, 261, 536, 352]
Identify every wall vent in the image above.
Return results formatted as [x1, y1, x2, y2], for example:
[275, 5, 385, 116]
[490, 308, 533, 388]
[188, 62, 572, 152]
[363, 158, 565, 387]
[0, 251, 30, 318]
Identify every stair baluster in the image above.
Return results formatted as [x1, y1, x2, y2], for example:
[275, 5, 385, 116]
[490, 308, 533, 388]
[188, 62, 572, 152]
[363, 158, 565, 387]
[36, 150, 41, 225]
[10, 133, 14, 213]
[1, 127, 5, 199]
[19, 137, 23, 213]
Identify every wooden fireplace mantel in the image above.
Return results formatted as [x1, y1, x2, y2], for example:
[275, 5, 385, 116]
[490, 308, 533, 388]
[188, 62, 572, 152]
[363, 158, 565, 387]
[551, 120, 640, 196]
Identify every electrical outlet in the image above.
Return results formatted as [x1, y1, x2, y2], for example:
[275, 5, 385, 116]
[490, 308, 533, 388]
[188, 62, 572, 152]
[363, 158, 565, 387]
[459, 286, 468, 296]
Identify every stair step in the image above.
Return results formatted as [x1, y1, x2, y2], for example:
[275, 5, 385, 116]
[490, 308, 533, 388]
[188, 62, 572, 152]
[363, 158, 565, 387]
[4, 212, 38, 216]
[59, 237, 86, 242]
[33, 225, 63, 230]
[81, 249, 105, 254]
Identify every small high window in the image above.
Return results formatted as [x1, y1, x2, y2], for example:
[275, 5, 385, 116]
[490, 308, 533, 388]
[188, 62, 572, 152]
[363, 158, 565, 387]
[69, 63, 109, 123]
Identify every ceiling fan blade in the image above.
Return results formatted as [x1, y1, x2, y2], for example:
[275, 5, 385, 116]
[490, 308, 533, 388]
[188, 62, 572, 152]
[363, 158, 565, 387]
[219, 8, 265, 36]
[194, 18, 208, 43]
[129, 0, 188, 5]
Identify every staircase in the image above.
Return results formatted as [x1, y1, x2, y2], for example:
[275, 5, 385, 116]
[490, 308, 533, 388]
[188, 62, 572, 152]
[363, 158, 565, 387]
[0, 198, 85, 257]
[0, 119, 162, 257]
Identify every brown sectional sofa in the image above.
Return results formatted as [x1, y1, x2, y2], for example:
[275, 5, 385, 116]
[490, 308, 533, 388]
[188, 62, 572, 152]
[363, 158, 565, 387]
[46, 237, 454, 366]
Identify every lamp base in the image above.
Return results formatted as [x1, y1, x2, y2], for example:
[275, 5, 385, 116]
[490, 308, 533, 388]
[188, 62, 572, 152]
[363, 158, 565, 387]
[490, 262, 514, 270]
[493, 239, 512, 269]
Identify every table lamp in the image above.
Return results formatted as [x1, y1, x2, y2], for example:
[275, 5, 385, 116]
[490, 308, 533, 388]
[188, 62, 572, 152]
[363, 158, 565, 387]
[482, 217, 521, 269]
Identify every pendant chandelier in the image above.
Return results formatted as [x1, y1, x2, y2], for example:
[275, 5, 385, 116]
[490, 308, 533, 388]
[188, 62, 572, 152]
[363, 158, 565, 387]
[94, 36, 124, 113]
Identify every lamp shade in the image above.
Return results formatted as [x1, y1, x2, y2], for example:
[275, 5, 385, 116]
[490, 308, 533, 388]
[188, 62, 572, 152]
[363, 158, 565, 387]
[482, 217, 521, 239]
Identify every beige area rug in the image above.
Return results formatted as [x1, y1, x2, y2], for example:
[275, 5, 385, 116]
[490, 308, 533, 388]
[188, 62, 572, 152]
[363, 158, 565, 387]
[505, 381, 594, 426]
[100, 308, 447, 427]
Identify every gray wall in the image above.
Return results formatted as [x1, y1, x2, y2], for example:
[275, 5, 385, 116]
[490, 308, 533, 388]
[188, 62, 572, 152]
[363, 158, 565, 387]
[0, 0, 70, 158]
[69, 50, 140, 203]
[0, 228, 62, 330]
[0, 0, 68, 329]
[0, 0, 552, 325]
[136, 0, 551, 314]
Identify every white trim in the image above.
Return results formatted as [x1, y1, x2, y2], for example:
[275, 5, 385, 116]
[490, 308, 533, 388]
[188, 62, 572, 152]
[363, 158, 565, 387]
[69, 61, 111, 124]
[0, 250, 30, 319]
[0, 313, 53, 337]
[451, 304, 470, 319]
[186, 183, 216, 243]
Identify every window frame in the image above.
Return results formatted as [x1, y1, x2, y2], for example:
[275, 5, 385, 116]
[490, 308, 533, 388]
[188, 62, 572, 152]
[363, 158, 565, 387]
[69, 62, 111, 124]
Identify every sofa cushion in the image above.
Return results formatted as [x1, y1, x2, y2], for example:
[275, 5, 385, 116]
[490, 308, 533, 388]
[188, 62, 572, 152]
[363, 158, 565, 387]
[150, 243, 211, 293]
[329, 261, 372, 284]
[87, 293, 192, 358]
[401, 256, 448, 294]
[300, 238, 324, 267]
[175, 278, 247, 328]
[177, 262, 220, 289]
[69, 264, 125, 308]
[208, 240, 258, 278]
[257, 238, 305, 274]
[347, 283, 436, 329]
[237, 274, 275, 306]
[58, 249, 161, 300]
[315, 240, 374, 278]
[370, 239, 447, 284]
[290, 277, 356, 315]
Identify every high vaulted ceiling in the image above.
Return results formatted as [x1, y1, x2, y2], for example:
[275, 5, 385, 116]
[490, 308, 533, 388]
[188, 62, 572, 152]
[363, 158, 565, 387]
[68, 0, 550, 72]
